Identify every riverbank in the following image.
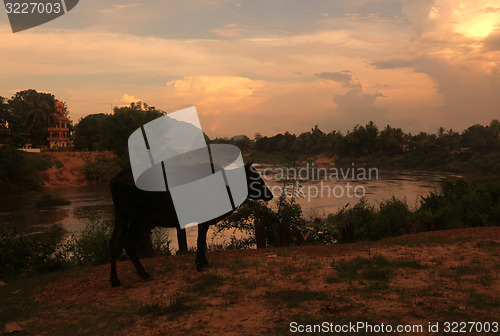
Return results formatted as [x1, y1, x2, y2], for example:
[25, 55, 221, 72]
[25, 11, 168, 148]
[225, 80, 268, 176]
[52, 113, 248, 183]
[1, 226, 499, 335]
[36, 151, 116, 188]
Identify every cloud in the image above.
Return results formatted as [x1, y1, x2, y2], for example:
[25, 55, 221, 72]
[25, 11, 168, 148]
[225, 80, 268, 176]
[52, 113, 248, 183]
[210, 24, 249, 37]
[484, 29, 500, 51]
[116, 94, 141, 105]
[97, 3, 142, 14]
[209, 120, 221, 132]
[314, 72, 353, 87]
[166, 76, 264, 104]
[333, 83, 387, 126]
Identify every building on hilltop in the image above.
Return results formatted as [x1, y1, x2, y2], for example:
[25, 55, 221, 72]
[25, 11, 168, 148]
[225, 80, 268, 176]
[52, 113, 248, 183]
[47, 101, 72, 148]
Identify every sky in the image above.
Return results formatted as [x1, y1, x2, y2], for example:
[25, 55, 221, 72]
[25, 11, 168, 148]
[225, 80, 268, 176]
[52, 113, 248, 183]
[1, 0, 499, 137]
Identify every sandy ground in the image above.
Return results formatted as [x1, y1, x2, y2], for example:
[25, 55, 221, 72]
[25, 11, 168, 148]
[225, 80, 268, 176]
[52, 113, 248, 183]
[3, 226, 496, 335]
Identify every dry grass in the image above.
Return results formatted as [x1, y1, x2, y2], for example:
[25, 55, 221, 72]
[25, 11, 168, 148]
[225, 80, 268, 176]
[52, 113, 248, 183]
[1, 227, 499, 335]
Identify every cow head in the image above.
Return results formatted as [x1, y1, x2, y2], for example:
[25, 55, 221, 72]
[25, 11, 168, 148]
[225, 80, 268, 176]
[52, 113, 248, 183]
[244, 162, 273, 201]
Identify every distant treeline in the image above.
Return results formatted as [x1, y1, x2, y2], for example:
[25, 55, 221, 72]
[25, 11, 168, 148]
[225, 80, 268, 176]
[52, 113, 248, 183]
[72, 103, 500, 174]
[212, 121, 500, 174]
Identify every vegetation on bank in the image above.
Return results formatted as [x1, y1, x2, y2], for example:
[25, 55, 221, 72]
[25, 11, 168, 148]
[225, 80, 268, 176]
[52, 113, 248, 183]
[216, 177, 500, 248]
[80, 154, 125, 183]
[0, 145, 52, 192]
[2, 176, 498, 280]
[0, 218, 171, 281]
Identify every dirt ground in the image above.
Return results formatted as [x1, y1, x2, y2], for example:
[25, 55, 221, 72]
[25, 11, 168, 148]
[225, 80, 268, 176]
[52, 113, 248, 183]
[2, 227, 499, 335]
[35, 151, 115, 188]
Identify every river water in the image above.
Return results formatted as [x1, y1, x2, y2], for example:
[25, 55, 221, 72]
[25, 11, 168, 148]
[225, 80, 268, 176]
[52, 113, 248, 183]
[0, 166, 461, 251]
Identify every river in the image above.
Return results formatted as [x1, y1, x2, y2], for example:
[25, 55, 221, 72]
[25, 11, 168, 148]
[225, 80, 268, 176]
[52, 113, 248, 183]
[0, 166, 461, 251]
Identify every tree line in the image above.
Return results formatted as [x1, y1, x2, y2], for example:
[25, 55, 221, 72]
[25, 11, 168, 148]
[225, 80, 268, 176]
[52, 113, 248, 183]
[213, 120, 500, 173]
[71, 100, 500, 173]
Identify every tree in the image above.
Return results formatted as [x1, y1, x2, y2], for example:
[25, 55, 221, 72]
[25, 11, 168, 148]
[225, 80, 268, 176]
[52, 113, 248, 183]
[73, 102, 165, 157]
[109, 102, 165, 157]
[461, 124, 499, 153]
[0, 96, 8, 131]
[73, 113, 112, 150]
[378, 125, 405, 154]
[490, 119, 500, 137]
[8, 89, 59, 146]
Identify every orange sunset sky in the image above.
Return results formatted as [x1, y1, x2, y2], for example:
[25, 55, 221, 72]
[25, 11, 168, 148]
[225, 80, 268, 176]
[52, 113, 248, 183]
[1, 0, 499, 137]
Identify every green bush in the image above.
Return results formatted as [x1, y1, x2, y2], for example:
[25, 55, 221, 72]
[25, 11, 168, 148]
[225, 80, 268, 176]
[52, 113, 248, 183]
[0, 145, 51, 192]
[80, 155, 123, 183]
[63, 218, 112, 266]
[375, 197, 413, 240]
[329, 199, 376, 243]
[216, 183, 306, 248]
[0, 224, 65, 280]
[417, 178, 500, 230]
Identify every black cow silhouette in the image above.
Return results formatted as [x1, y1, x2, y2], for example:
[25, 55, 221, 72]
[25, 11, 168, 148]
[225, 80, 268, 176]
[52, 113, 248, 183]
[109, 162, 272, 286]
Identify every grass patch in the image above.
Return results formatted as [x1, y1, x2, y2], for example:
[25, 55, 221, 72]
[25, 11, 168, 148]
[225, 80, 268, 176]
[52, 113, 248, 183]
[138, 293, 202, 318]
[440, 260, 494, 285]
[0, 268, 87, 329]
[280, 264, 302, 276]
[329, 255, 427, 288]
[325, 275, 341, 284]
[43, 305, 136, 336]
[332, 255, 392, 284]
[213, 258, 254, 271]
[474, 240, 500, 252]
[264, 289, 326, 308]
[391, 258, 427, 269]
[466, 289, 500, 309]
[390, 236, 472, 247]
[455, 263, 489, 276]
[184, 273, 225, 294]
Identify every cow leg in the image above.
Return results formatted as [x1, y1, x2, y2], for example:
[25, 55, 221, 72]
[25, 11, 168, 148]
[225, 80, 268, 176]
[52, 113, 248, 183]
[125, 222, 151, 281]
[176, 227, 188, 255]
[110, 210, 127, 287]
[195, 223, 209, 271]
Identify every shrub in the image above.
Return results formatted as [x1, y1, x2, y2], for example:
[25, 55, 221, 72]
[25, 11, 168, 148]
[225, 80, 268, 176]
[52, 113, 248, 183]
[375, 197, 412, 239]
[63, 218, 112, 266]
[216, 182, 307, 248]
[0, 224, 64, 280]
[418, 178, 500, 230]
[0, 145, 51, 192]
[330, 199, 376, 243]
[152, 228, 172, 256]
[80, 155, 123, 183]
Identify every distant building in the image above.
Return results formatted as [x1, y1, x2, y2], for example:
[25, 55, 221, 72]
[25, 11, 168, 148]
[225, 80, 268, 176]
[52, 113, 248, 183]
[47, 101, 72, 148]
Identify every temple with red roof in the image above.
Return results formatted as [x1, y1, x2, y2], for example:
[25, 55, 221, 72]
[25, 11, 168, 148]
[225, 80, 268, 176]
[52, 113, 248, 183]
[47, 101, 72, 148]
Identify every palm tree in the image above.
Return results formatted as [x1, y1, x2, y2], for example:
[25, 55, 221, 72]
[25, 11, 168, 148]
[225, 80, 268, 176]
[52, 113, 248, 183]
[9, 89, 57, 146]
